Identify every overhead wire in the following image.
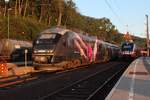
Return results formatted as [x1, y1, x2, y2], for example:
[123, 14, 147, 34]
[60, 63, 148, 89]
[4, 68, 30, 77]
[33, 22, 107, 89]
[105, 0, 145, 37]
[110, 0, 120, 12]
[104, 0, 125, 27]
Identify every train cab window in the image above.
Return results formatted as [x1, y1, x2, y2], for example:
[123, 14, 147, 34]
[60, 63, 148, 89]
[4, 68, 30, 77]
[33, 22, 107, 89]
[33, 33, 62, 50]
[36, 33, 61, 44]
[121, 43, 134, 51]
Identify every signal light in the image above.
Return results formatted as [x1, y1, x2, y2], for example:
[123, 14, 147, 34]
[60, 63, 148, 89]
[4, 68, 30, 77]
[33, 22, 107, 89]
[0, 63, 8, 76]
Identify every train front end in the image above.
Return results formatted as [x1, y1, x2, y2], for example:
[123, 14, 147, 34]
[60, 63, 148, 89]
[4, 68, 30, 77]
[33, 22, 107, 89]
[120, 42, 136, 59]
[32, 28, 66, 70]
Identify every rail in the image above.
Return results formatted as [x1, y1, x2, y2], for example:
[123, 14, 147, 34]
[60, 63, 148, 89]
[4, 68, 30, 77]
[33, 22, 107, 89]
[38, 63, 129, 100]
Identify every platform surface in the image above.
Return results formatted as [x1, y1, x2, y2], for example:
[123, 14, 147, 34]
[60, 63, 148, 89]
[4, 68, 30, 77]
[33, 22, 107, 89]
[106, 57, 150, 100]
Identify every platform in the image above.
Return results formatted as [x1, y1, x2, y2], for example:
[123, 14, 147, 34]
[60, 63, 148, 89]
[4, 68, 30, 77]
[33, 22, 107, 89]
[106, 57, 150, 100]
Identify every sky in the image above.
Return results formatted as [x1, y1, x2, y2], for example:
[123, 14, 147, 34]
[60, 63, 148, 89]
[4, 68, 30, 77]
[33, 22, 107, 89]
[74, 0, 150, 38]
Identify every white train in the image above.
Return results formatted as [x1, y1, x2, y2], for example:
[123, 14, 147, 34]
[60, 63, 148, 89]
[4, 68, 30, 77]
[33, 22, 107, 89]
[120, 42, 141, 59]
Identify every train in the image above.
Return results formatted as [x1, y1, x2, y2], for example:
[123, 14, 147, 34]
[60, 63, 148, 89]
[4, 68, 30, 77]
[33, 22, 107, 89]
[32, 27, 120, 71]
[0, 39, 32, 62]
[0, 39, 33, 77]
[120, 41, 141, 60]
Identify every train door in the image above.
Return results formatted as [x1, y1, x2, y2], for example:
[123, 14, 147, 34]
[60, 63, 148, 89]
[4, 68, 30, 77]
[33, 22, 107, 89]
[96, 42, 103, 62]
[100, 44, 107, 62]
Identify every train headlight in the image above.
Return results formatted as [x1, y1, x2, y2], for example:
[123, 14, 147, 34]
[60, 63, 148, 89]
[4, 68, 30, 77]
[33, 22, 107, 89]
[34, 50, 38, 53]
[47, 50, 53, 53]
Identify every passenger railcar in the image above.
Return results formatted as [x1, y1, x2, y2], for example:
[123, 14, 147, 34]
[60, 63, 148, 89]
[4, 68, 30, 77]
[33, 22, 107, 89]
[32, 27, 120, 71]
[0, 39, 32, 62]
[10, 47, 32, 62]
[120, 42, 140, 59]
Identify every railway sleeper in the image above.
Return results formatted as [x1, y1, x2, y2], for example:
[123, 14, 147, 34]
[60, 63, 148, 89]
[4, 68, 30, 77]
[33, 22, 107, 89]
[57, 88, 92, 95]
[53, 93, 88, 100]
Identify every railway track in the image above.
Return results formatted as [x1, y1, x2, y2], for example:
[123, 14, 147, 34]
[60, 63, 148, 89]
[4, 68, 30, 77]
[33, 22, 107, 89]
[0, 64, 91, 89]
[0, 73, 39, 89]
[39, 62, 129, 100]
[0, 61, 130, 100]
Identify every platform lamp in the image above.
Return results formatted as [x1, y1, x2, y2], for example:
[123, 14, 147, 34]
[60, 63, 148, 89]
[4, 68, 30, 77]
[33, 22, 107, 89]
[5, 0, 10, 40]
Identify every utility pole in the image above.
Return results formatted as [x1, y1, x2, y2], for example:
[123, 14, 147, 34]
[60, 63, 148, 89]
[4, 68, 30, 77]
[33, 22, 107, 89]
[4, 0, 10, 40]
[145, 15, 149, 56]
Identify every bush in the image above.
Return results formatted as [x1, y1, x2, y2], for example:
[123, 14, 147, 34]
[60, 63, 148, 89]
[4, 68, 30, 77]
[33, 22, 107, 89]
[0, 16, 46, 40]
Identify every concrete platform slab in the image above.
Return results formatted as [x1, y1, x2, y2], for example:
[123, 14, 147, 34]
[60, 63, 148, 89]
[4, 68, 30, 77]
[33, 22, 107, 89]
[106, 57, 150, 100]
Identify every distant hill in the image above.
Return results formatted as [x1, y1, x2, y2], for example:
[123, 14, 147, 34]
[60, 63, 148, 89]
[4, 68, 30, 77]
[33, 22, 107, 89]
[0, 0, 145, 48]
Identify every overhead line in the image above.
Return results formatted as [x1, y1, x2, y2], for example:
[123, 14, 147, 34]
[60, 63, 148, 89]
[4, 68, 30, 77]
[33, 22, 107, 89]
[105, 0, 124, 27]
[110, 0, 120, 11]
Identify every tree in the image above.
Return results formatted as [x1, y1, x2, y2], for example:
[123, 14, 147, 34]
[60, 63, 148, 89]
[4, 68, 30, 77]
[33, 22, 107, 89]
[23, 0, 29, 18]
[38, 0, 46, 22]
[0, 0, 124, 44]
[57, 0, 64, 26]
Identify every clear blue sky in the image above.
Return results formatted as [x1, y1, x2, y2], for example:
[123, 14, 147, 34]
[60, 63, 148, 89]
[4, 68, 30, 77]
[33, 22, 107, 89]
[74, 0, 150, 38]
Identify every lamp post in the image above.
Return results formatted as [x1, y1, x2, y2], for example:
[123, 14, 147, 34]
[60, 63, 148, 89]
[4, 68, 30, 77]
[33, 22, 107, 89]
[145, 15, 149, 56]
[5, 0, 10, 40]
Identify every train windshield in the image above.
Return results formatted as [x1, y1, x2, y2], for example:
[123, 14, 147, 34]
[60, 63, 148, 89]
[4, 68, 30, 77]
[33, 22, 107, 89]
[34, 33, 61, 49]
[121, 43, 134, 51]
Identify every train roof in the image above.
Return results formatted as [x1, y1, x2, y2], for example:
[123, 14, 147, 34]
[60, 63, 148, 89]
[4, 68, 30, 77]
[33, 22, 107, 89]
[40, 27, 119, 48]
[79, 33, 97, 42]
[40, 27, 96, 42]
[41, 27, 70, 35]
[0, 39, 32, 47]
[101, 41, 119, 48]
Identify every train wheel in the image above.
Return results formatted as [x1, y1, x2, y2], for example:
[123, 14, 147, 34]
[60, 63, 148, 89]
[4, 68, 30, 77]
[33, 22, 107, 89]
[68, 62, 72, 69]
[73, 60, 81, 68]
[76, 60, 81, 66]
